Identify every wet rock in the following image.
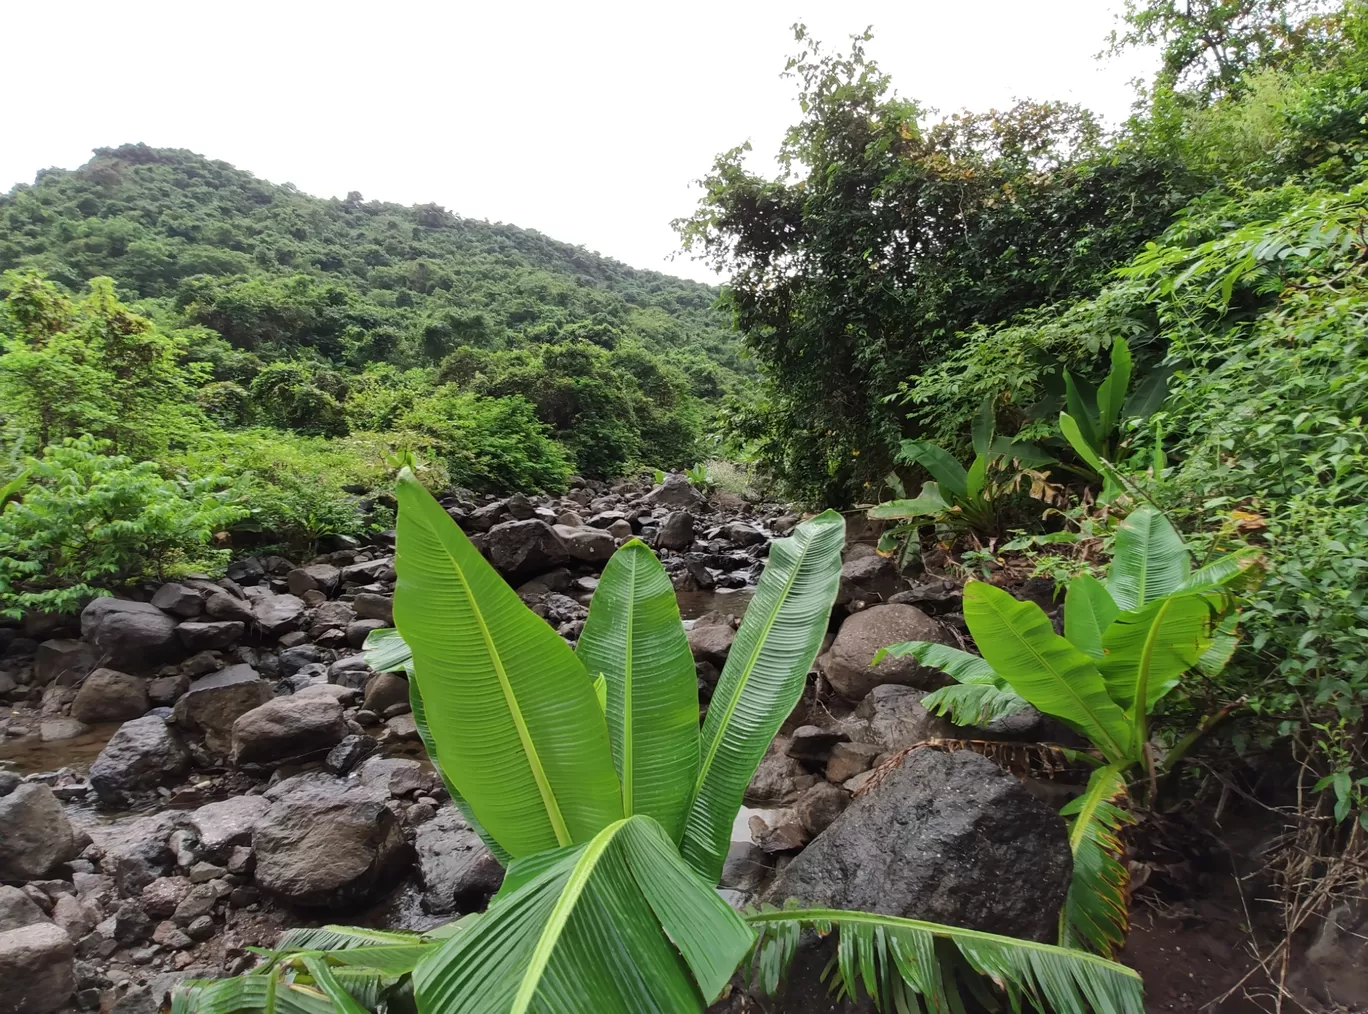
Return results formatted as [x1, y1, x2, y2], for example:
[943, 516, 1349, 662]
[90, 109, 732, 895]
[308, 601, 356, 637]
[785, 725, 850, 764]
[171, 883, 225, 924]
[843, 684, 956, 752]
[0, 886, 48, 931]
[87, 714, 189, 804]
[152, 920, 192, 950]
[139, 877, 193, 919]
[325, 734, 378, 774]
[645, 473, 706, 509]
[187, 796, 272, 863]
[414, 809, 505, 914]
[687, 611, 735, 667]
[837, 554, 902, 605]
[80, 599, 181, 670]
[71, 668, 150, 723]
[818, 604, 955, 701]
[768, 749, 1072, 942]
[722, 521, 765, 547]
[203, 591, 254, 624]
[39, 718, 91, 742]
[383, 712, 419, 743]
[0, 771, 18, 797]
[362, 672, 409, 714]
[99, 813, 180, 896]
[340, 558, 395, 584]
[33, 639, 98, 687]
[50, 894, 101, 943]
[0, 783, 78, 880]
[175, 621, 244, 653]
[554, 525, 615, 564]
[485, 519, 571, 578]
[151, 583, 203, 619]
[749, 811, 809, 853]
[146, 673, 191, 708]
[0, 922, 75, 1014]
[111, 900, 152, 944]
[171, 665, 273, 755]
[328, 654, 372, 690]
[252, 779, 412, 909]
[656, 511, 694, 551]
[277, 644, 326, 677]
[254, 594, 307, 636]
[352, 593, 394, 625]
[230, 694, 348, 768]
[226, 557, 266, 584]
[358, 756, 436, 798]
[286, 564, 340, 598]
[346, 618, 389, 648]
[745, 736, 810, 805]
[825, 742, 883, 783]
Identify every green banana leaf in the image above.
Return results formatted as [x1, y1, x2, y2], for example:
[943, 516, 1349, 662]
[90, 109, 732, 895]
[1174, 547, 1262, 595]
[1063, 575, 1120, 660]
[964, 453, 989, 501]
[746, 906, 1144, 1014]
[1058, 765, 1135, 958]
[0, 467, 29, 508]
[867, 483, 949, 520]
[393, 469, 621, 858]
[1060, 411, 1107, 476]
[872, 641, 998, 683]
[361, 626, 412, 674]
[963, 581, 1133, 764]
[898, 440, 969, 499]
[1098, 595, 1213, 723]
[1197, 612, 1241, 676]
[875, 641, 1026, 727]
[413, 815, 754, 1014]
[680, 510, 845, 884]
[1095, 337, 1132, 439]
[1105, 505, 1191, 612]
[576, 539, 699, 842]
[1063, 371, 1101, 451]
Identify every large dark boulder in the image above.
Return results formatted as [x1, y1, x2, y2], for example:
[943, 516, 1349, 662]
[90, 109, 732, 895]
[767, 748, 1072, 942]
[485, 520, 571, 578]
[171, 664, 273, 755]
[656, 511, 695, 551]
[818, 604, 955, 701]
[70, 667, 150, 724]
[80, 599, 181, 670]
[175, 620, 244, 652]
[644, 473, 706, 509]
[840, 684, 956, 752]
[230, 694, 349, 768]
[414, 809, 504, 914]
[0, 783, 79, 880]
[88, 715, 191, 804]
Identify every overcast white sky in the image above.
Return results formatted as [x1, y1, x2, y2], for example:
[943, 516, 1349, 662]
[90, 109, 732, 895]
[2, 1, 1155, 283]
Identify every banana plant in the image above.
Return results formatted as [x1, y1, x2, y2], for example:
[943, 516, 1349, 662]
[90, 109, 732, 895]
[176, 470, 1145, 1014]
[870, 398, 1053, 549]
[879, 505, 1260, 959]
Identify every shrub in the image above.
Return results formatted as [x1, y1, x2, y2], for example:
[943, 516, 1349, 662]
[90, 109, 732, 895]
[0, 436, 245, 618]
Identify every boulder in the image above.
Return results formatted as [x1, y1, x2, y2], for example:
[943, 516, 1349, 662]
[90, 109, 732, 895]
[0, 922, 75, 1014]
[254, 594, 307, 635]
[0, 886, 48, 931]
[554, 525, 616, 564]
[231, 695, 349, 767]
[656, 511, 695, 551]
[251, 779, 412, 908]
[352, 593, 394, 625]
[608, 518, 634, 540]
[837, 554, 902, 604]
[825, 742, 883, 783]
[88, 715, 191, 803]
[309, 601, 356, 637]
[325, 734, 378, 774]
[147, 673, 190, 707]
[96, 812, 180, 897]
[171, 664, 274, 755]
[39, 718, 90, 742]
[340, 558, 395, 584]
[286, 564, 340, 597]
[842, 684, 957, 752]
[70, 668, 149, 723]
[785, 725, 850, 764]
[793, 781, 851, 837]
[187, 796, 272, 863]
[357, 756, 437, 798]
[818, 604, 955, 701]
[175, 621, 244, 652]
[80, 598, 181, 669]
[150, 583, 203, 619]
[278, 644, 326, 677]
[687, 611, 735, 667]
[644, 473, 706, 509]
[49, 893, 100, 942]
[203, 590, 255, 624]
[0, 783, 78, 880]
[32, 639, 98, 687]
[485, 520, 571, 578]
[722, 521, 766, 547]
[363, 672, 409, 714]
[768, 749, 1072, 943]
[745, 736, 810, 805]
[414, 809, 505, 914]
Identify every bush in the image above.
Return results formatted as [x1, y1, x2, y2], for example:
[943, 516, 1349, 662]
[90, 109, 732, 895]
[0, 437, 246, 618]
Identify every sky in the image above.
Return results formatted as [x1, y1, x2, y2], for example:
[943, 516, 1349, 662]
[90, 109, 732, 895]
[1, 1, 1156, 283]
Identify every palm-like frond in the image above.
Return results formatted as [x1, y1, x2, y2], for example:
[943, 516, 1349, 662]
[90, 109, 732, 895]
[920, 682, 1031, 725]
[1059, 765, 1136, 958]
[745, 905, 1144, 1014]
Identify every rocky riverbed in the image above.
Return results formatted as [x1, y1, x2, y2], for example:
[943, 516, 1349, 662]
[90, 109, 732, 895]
[0, 472, 1079, 1014]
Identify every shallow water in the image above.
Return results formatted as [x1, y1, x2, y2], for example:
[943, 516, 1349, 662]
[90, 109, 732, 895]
[675, 586, 754, 621]
[0, 721, 121, 775]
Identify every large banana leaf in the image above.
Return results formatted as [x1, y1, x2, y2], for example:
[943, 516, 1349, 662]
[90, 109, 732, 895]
[576, 540, 698, 842]
[898, 440, 968, 499]
[1174, 547, 1262, 595]
[1098, 594, 1213, 739]
[1063, 371, 1101, 451]
[1063, 575, 1120, 660]
[963, 582, 1133, 764]
[1060, 411, 1107, 476]
[680, 510, 845, 884]
[746, 906, 1144, 1014]
[393, 470, 621, 858]
[361, 625, 412, 675]
[867, 483, 949, 520]
[1059, 765, 1136, 958]
[413, 815, 754, 1014]
[875, 641, 1027, 727]
[872, 641, 998, 684]
[1095, 337, 1132, 439]
[1105, 506, 1190, 612]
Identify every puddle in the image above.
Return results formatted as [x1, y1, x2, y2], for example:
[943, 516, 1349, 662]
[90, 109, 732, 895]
[0, 722, 120, 775]
[676, 587, 755, 621]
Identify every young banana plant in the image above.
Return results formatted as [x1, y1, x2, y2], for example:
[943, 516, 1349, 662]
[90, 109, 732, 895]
[176, 471, 1146, 1014]
[879, 504, 1260, 958]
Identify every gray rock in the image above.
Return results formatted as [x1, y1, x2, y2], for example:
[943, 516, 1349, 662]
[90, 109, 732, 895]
[286, 564, 340, 597]
[0, 885, 49, 931]
[89, 715, 191, 803]
[352, 593, 394, 625]
[837, 554, 902, 604]
[842, 684, 957, 752]
[203, 591, 255, 624]
[485, 520, 571, 578]
[825, 741, 883, 783]
[324, 734, 378, 774]
[0, 922, 75, 1014]
[785, 725, 850, 764]
[251, 779, 412, 909]
[33, 639, 98, 687]
[363, 672, 409, 714]
[357, 756, 436, 798]
[818, 604, 955, 701]
[328, 654, 372, 690]
[277, 644, 326, 677]
[384, 712, 419, 743]
[656, 511, 695, 551]
[687, 611, 735, 667]
[722, 521, 766, 547]
[139, 876, 193, 919]
[745, 736, 810, 805]
[230, 695, 348, 767]
[309, 601, 356, 637]
[187, 796, 272, 862]
[151, 582, 204, 619]
[71, 668, 149, 723]
[340, 558, 395, 584]
[768, 749, 1072, 943]
[346, 618, 389, 648]
[171, 664, 273, 755]
[95, 812, 180, 897]
[414, 809, 504, 914]
[39, 718, 91, 742]
[80, 599, 181, 669]
[553, 525, 616, 564]
[0, 783, 78, 880]
[147, 672, 191, 707]
[175, 621, 244, 653]
[50, 894, 100, 942]
[644, 473, 706, 509]
[254, 594, 307, 635]
[608, 518, 634, 540]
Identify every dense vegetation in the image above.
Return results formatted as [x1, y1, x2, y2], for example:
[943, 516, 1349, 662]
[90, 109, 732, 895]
[0, 147, 748, 611]
[682, 3, 1368, 831]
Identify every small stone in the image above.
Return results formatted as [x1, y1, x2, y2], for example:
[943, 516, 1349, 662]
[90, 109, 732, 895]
[786, 725, 851, 763]
[826, 741, 884, 783]
[226, 847, 254, 876]
[186, 915, 215, 941]
[228, 886, 260, 909]
[152, 920, 192, 950]
[188, 862, 225, 884]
